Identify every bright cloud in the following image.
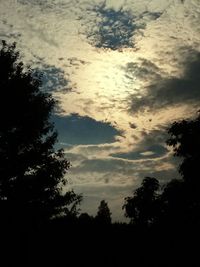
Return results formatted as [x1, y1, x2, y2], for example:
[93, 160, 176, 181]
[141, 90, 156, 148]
[1, 0, 200, 220]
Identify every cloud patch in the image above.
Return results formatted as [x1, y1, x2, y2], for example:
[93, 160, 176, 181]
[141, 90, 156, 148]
[111, 144, 168, 160]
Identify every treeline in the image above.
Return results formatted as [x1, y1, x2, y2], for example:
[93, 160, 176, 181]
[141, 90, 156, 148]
[1, 41, 200, 266]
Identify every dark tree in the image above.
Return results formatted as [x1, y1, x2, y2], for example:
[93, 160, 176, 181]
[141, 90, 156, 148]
[167, 113, 200, 186]
[0, 41, 81, 225]
[123, 177, 160, 226]
[159, 179, 190, 226]
[166, 112, 200, 224]
[95, 200, 112, 224]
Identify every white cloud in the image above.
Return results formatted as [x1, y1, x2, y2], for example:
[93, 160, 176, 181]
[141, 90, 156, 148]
[1, 0, 199, 220]
[140, 151, 155, 156]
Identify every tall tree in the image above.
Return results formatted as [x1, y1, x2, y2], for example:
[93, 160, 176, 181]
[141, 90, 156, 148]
[123, 177, 160, 226]
[0, 41, 81, 225]
[95, 200, 112, 224]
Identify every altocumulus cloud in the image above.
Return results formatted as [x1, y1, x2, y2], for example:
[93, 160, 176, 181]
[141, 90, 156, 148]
[1, 0, 199, 221]
[52, 113, 123, 146]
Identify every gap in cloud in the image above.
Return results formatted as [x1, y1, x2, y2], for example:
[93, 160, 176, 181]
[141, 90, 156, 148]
[81, 2, 163, 50]
[82, 2, 140, 50]
[52, 113, 123, 146]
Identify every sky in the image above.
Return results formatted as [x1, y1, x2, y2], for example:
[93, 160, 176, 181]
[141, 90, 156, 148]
[0, 0, 200, 221]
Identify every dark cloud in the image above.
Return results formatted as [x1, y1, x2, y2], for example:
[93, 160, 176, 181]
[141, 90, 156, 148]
[128, 49, 200, 113]
[111, 144, 168, 160]
[33, 64, 71, 92]
[52, 113, 123, 146]
[138, 127, 168, 148]
[129, 122, 137, 129]
[123, 59, 162, 82]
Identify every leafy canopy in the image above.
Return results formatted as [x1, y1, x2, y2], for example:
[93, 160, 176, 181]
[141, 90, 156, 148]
[0, 41, 81, 223]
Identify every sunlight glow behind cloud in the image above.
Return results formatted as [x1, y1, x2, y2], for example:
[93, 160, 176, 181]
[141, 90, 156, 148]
[1, 0, 200, 220]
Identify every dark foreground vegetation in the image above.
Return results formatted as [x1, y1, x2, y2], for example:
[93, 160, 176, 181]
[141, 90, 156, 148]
[0, 41, 200, 266]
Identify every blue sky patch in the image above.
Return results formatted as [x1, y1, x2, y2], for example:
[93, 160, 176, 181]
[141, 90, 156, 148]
[52, 113, 122, 146]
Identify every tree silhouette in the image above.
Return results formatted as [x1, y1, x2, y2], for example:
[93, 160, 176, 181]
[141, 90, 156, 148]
[166, 112, 200, 225]
[95, 200, 112, 224]
[123, 177, 160, 226]
[167, 113, 200, 186]
[159, 178, 189, 226]
[0, 41, 82, 225]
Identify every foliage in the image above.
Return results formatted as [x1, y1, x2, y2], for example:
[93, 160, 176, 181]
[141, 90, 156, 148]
[167, 113, 200, 186]
[123, 177, 160, 226]
[165, 113, 200, 224]
[124, 112, 200, 227]
[0, 40, 81, 224]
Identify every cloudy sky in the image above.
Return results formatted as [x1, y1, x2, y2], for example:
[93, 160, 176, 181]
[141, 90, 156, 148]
[1, 0, 200, 221]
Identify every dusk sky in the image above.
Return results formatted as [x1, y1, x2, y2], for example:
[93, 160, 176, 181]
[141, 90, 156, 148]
[1, 0, 200, 221]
